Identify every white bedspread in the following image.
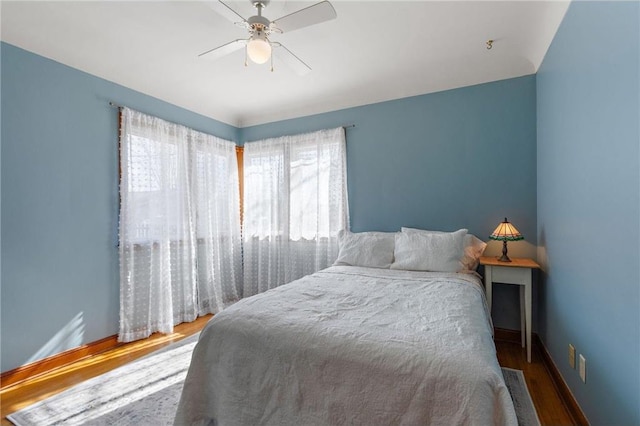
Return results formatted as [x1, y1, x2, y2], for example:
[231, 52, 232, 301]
[174, 266, 517, 425]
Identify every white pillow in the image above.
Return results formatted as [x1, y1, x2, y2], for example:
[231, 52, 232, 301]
[461, 234, 487, 270]
[391, 228, 467, 272]
[334, 230, 396, 269]
[401, 227, 486, 271]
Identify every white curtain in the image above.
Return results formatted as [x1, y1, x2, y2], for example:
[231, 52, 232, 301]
[242, 127, 349, 297]
[119, 108, 242, 342]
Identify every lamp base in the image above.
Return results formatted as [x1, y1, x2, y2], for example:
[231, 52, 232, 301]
[498, 240, 512, 262]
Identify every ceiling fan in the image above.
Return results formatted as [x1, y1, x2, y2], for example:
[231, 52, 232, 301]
[201, 0, 337, 75]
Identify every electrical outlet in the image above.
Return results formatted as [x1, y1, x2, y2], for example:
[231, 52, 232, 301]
[568, 344, 576, 369]
[579, 354, 586, 383]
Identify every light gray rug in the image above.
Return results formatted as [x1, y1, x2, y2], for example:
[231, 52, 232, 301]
[502, 367, 542, 426]
[8, 336, 540, 426]
[7, 333, 199, 426]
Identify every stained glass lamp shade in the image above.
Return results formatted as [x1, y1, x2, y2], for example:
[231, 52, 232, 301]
[489, 217, 524, 262]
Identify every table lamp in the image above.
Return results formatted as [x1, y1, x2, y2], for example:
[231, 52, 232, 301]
[489, 217, 523, 262]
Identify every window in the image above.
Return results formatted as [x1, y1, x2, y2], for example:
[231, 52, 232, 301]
[118, 108, 242, 342]
[242, 127, 349, 296]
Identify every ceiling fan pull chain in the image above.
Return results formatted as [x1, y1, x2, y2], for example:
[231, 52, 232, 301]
[271, 50, 274, 72]
[245, 45, 249, 67]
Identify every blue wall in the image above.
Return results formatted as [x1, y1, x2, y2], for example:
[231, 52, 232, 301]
[537, 2, 639, 424]
[241, 76, 539, 331]
[0, 42, 238, 372]
[241, 76, 537, 240]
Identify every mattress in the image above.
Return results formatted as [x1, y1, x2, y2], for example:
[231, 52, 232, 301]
[174, 265, 517, 425]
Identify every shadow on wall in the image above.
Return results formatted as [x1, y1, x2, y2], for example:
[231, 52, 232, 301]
[24, 312, 85, 365]
[483, 240, 538, 260]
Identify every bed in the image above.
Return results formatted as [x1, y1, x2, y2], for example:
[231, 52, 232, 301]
[175, 251, 517, 424]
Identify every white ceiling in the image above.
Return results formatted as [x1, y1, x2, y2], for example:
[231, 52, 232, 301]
[1, 1, 569, 127]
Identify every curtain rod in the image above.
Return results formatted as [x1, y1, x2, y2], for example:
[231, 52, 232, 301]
[110, 102, 356, 130]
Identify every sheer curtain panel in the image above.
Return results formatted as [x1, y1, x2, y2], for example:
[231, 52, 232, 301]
[243, 127, 349, 297]
[119, 108, 242, 342]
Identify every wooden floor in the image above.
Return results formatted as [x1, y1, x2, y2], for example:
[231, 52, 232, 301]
[0, 315, 213, 426]
[495, 337, 575, 425]
[1, 318, 575, 425]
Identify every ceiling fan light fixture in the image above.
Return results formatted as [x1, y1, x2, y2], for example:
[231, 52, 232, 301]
[202, 0, 337, 74]
[247, 32, 271, 64]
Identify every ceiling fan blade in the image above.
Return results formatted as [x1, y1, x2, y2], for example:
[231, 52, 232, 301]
[199, 39, 246, 61]
[206, 0, 247, 24]
[272, 1, 337, 34]
[272, 43, 312, 76]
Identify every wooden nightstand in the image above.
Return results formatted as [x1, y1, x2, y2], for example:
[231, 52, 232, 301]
[479, 256, 540, 362]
